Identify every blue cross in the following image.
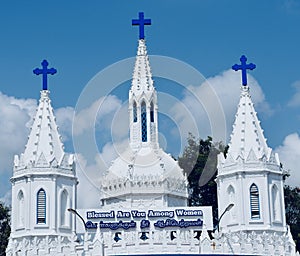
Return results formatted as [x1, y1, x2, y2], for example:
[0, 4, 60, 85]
[232, 55, 256, 86]
[33, 60, 57, 90]
[132, 12, 151, 40]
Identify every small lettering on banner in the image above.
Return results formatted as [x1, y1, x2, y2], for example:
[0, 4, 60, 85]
[82, 206, 212, 231]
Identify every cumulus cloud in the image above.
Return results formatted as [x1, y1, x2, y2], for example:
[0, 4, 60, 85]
[75, 153, 101, 209]
[0, 190, 12, 206]
[73, 95, 122, 136]
[287, 80, 300, 107]
[0, 93, 37, 172]
[55, 106, 74, 143]
[170, 69, 273, 145]
[0, 92, 37, 204]
[275, 133, 300, 187]
[76, 139, 128, 208]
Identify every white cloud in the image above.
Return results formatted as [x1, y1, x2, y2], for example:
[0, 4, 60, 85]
[75, 153, 101, 209]
[170, 69, 273, 145]
[0, 92, 37, 204]
[73, 95, 122, 136]
[0, 92, 37, 174]
[55, 106, 74, 142]
[275, 133, 300, 187]
[76, 139, 129, 208]
[287, 80, 300, 107]
[0, 190, 11, 206]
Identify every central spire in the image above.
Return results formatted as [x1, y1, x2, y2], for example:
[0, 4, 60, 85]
[129, 13, 158, 150]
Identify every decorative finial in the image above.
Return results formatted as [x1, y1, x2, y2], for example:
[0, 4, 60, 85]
[132, 12, 151, 40]
[33, 60, 57, 90]
[232, 55, 256, 86]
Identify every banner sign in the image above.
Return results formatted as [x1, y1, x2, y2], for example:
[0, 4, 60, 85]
[78, 206, 213, 231]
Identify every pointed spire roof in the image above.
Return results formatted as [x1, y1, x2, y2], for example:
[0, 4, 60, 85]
[130, 39, 155, 98]
[22, 90, 64, 166]
[227, 86, 270, 161]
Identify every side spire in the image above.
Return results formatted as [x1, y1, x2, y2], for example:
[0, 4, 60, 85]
[22, 90, 64, 166]
[226, 56, 271, 162]
[16, 61, 65, 168]
[227, 85, 270, 161]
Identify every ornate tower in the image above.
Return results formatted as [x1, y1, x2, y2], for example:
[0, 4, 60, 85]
[100, 13, 188, 209]
[216, 56, 288, 234]
[7, 60, 78, 255]
[129, 38, 159, 150]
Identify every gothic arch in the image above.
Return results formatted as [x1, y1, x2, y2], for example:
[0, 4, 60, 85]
[141, 100, 147, 142]
[227, 185, 236, 219]
[37, 188, 46, 224]
[250, 183, 260, 219]
[133, 101, 137, 122]
[272, 184, 281, 222]
[17, 190, 24, 227]
[60, 189, 69, 227]
[150, 101, 154, 122]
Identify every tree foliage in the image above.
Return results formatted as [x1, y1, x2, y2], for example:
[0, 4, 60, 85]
[0, 201, 10, 255]
[178, 134, 300, 252]
[178, 133, 226, 227]
[284, 185, 300, 252]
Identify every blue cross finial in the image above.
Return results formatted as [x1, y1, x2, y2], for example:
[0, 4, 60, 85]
[132, 12, 151, 40]
[33, 60, 57, 90]
[232, 55, 256, 86]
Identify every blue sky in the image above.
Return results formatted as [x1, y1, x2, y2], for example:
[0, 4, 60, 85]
[1, 1, 300, 206]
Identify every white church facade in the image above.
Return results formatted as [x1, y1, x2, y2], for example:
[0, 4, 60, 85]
[6, 12, 298, 256]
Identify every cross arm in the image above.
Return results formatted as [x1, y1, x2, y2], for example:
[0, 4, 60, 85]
[247, 63, 256, 70]
[33, 68, 43, 75]
[232, 64, 240, 71]
[48, 68, 57, 75]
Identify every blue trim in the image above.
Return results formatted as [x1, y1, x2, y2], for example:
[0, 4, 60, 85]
[150, 102, 154, 122]
[133, 101, 137, 122]
[141, 102, 147, 142]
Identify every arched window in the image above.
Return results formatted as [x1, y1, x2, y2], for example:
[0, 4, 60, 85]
[37, 188, 46, 224]
[250, 184, 260, 219]
[133, 101, 137, 123]
[272, 185, 281, 222]
[141, 101, 147, 142]
[150, 102, 154, 123]
[60, 190, 68, 226]
[227, 185, 235, 219]
[18, 190, 24, 227]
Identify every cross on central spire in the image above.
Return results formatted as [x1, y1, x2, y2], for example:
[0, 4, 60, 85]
[33, 60, 57, 90]
[132, 12, 151, 40]
[232, 55, 256, 86]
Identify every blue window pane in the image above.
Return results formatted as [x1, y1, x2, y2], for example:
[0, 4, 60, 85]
[141, 102, 147, 142]
[133, 101, 137, 123]
[150, 102, 154, 122]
